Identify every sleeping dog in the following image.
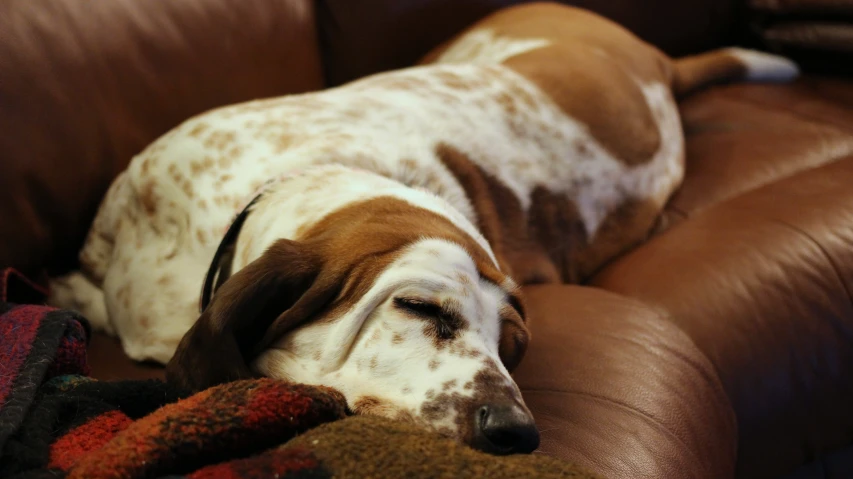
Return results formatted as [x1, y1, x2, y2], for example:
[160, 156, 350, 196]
[49, 2, 798, 455]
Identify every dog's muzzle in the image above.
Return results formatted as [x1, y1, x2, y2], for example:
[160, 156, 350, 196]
[470, 402, 539, 455]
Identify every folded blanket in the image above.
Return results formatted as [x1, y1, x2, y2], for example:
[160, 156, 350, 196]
[0, 268, 598, 479]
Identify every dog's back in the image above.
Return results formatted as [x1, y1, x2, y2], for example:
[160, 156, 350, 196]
[421, 2, 798, 282]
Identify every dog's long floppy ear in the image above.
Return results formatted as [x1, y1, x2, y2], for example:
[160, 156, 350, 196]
[499, 290, 530, 372]
[166, 238, 336, 391]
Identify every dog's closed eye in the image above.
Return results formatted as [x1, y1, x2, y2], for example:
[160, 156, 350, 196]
[394, 297, 463, 340]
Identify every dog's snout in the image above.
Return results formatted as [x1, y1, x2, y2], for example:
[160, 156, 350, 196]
[471, 404, 539, 455]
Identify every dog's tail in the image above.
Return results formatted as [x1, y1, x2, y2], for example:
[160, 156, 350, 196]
[672, 47, 799, 98]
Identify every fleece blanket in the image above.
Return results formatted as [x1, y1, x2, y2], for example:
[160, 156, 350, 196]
[0, 268, 598, 479]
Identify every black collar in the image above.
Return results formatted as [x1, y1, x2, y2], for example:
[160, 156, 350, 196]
[198, 192, 266, 313]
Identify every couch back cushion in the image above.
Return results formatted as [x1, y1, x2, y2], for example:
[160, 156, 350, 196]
[747, 0, 853, 75]
[316, 0, 742, 86]
[0, 0, 323, 275]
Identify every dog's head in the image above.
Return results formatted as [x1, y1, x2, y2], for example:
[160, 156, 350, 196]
[166, 193, 537, 454]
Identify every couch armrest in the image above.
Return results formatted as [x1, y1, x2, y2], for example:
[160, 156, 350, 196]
[515, 285, 737, 479]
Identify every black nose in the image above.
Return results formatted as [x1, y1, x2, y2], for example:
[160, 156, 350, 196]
[471, 404, 540, 455]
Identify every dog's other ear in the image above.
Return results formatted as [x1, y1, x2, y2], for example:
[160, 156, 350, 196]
[166, 238, 335, 391]
[499, 290, 530, 372]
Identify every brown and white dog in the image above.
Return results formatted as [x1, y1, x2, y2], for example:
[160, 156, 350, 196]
[49, 3, 798, 455]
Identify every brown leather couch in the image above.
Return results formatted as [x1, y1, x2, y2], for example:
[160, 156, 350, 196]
[3, 1, 852, 478]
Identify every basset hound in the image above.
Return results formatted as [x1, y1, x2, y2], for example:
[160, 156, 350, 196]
[49, 2, 798, 455]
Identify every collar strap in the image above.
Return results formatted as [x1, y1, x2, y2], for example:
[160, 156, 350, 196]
[198, 192, 265, 313]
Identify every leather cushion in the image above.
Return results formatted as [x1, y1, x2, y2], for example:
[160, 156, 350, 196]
[593, 79, 853, 479]
[747, 0, 853, 75]
[0, 0, 324, 276]
[514, 285, 737, 479]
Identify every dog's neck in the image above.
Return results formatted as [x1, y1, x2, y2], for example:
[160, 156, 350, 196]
[202, 164, 498, 310]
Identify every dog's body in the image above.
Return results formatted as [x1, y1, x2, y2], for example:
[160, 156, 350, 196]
[49, 3, 798, 454]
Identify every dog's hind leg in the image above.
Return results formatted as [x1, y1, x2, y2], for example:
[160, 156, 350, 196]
[100, 231, 207, 365]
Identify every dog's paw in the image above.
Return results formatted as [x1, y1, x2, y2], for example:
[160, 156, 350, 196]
[48, 272, 114, 336]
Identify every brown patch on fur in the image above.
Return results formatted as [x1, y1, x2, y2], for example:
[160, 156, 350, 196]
[218, 154, 235, 169]
[428, 359, 442, 371]
[275, 133, 295, 154]
[227, 146, 244, 159]
[139, 182, 158, 216]
[204, 130, 237, 151]
[447, 342, 482, 359]
[295, 196, 507, 324]
[435, 143, 561, 284]
[392, 333, 404, 344]
[496, 91, 519, 116]
[434, 70, 478, 91]
[437, 141, 648, 285]
[116, 283, 129, 301]
[117, 283, 131, 309]
[197, 199, 208, 211]
[527, 187, 588, 283]
[373, 76, 429, 91]
[181, 179, 194, 198]
[188, 123, 210, 138]
[157, 275, 171, 286]
[196, 229, 207, 244]
[424, 3, 673, 167]
[576, 197, 662, 278]
[366, 328, 382, 346]
[419, 359, 518, 443]
[507, 63, 661, 166]
[400, 158, 418, 170]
